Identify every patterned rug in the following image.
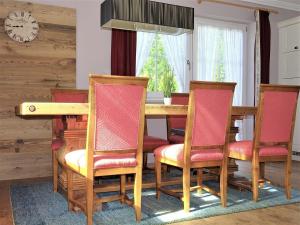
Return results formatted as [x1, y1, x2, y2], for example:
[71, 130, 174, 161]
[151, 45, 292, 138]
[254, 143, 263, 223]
[10, 179, 300, 225]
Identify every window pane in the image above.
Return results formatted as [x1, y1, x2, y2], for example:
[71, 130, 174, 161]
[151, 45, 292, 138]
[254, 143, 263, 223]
[136, 32, 187, 94]
[196, 23, 244, 106]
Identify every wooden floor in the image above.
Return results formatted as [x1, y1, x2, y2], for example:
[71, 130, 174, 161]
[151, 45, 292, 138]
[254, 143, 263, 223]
[0, 161, 299, 225]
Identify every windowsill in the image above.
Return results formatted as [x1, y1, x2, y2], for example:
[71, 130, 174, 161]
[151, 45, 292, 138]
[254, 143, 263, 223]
[146, 92, 164, 104]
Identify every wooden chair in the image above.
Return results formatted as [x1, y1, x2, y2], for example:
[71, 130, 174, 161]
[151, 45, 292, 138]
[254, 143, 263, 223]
[167, 93, 189, 144]
[229, 84, 300, 201]
[154, 81, 236, 212]
[51, 89, 88, 192]
[65, 75, 148, 225]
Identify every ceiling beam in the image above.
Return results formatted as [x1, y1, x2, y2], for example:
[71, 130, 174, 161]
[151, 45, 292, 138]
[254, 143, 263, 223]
[239, 0, 300, 12]
[198, 0, 278, 14]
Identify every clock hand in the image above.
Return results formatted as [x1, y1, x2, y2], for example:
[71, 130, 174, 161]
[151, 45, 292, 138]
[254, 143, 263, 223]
[12, 25, 24, 28]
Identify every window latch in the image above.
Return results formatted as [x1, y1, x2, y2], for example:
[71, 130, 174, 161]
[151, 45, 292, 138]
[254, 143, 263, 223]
[186, 59, 191, 71]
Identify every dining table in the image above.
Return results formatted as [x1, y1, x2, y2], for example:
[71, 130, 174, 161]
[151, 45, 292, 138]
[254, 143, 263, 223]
[16, 102, 256, 117]
[15, 102, 257, 193]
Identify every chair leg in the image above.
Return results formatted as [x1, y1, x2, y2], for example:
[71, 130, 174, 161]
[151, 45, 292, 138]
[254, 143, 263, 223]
[196, 168, 203, 194]
[134, 169, 142, 222]
[220, 159, 228, 207]
[155, 159, 161, 200]
[120, 174, 126, 204]
[52, 151, 58, 192]
[182, 167, 190, 213]
[285, 159, 292, 199]
[66, 168, 74, 211]
[252, 157, 259, 202]
[86, 177, 94, 225]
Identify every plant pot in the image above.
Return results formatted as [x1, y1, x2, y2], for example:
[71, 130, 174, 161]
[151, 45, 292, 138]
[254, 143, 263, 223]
[164, 97, 172, 105]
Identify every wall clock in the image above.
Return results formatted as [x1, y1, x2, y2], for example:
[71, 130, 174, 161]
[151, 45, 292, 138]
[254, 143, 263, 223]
[4, 11, 39, 43]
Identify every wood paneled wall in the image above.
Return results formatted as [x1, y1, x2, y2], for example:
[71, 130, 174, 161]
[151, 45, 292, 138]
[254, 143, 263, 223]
[0, 0, 76, 180]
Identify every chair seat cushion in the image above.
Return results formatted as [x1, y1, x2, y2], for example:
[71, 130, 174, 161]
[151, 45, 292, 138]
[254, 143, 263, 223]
[229, 140, 288, 158]
[154, 144, 223, 162]
[51, 139, 64, 151]
[143, 135, 169, 151]
[65, 149, 137, 170]
[168, 135, 185, 144]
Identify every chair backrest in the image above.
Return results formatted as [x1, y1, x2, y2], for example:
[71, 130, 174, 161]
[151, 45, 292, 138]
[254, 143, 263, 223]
[183, 81, 235, 161]
[51, 89, 88, 137]
[167, 93, 189, 139]
[86, 75, 148, 168]
[254, 84, 300, 150]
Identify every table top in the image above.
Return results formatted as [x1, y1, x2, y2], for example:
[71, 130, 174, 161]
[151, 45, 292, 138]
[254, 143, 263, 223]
[16, 102, 256, 116]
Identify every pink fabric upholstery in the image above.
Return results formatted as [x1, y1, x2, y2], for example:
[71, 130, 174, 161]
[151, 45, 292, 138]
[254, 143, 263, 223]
[65, 149, 137, 169]
[168, 135, 184, 144]
[51, 138, 64, 151]
[154, 144, 223, 162]
[229, 140, 288, 157]
[52, 91, 88, 136]
[192, 89, 232, 147]
[260, 91, 298, 143]
[168, 94, 189, 129]
[95, 84, 144, 151]
[143, 135, 169, 150]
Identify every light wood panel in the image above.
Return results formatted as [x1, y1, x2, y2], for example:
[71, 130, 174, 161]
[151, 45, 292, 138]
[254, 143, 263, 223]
[0, 0, 76, 26]
[0, 22, 76, 58]
[0, 0, 76, 180]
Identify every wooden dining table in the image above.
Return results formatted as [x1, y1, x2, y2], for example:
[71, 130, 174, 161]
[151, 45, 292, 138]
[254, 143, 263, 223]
[16, 102, 256, 117]
[15, 102, 257, 193]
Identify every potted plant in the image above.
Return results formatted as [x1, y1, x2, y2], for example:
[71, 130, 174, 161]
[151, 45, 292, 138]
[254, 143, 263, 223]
[160, 70, 176, 105]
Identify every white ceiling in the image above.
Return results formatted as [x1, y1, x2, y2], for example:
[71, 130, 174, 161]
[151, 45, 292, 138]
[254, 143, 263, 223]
[239, 0, 300, 11]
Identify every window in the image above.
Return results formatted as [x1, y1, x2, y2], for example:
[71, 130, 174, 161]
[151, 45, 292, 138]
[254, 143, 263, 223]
[193, 18, 248, 140]
[193, 18, 247, 106]
[136, 32, 189, 96]
[136, 18, 247, 106]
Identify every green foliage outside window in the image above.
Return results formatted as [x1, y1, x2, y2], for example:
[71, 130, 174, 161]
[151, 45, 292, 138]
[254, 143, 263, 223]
[213, 31, 225, 82]
[159, 70, 177, 97]
[139, 34, 178, 93]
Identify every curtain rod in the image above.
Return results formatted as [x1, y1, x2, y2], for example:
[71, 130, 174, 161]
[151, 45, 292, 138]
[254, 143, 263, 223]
[198, 0, 278, 14]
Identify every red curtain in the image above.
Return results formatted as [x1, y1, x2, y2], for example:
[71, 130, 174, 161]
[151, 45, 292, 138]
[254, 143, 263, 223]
[111, 29, 137, 76]
[259, 10, 271, 84]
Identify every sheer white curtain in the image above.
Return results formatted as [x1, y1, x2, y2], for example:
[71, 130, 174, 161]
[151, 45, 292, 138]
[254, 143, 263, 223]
[196, 22, 245, 139]
[197, 25, 219, 81]
[136, 32, 155, 75]
[224, 28, 244, 106]
[161, 34, 187, 92]
[224, 28, 245, 139]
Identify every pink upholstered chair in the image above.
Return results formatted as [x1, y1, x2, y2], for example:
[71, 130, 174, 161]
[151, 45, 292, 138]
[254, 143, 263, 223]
[229, 84, 300, 201]
[167, 93, 189, 144]
[65, 75, 148, 225]
[51, 89, 88, 192]
[154, 81, 236, 212]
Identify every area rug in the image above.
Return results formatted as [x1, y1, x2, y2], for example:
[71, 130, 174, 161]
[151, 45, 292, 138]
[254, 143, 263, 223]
[10, 179, 300, 225]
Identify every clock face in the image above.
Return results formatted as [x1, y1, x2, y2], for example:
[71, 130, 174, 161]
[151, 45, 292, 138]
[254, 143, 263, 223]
[4, 11, 39, 43]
